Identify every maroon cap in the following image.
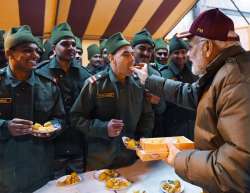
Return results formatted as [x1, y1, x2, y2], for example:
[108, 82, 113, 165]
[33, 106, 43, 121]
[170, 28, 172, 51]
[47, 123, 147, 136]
[177, 8, 239, 41]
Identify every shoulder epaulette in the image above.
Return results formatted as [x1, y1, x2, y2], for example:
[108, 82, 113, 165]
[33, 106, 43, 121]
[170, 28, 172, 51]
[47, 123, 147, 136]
[87, 71, 107, 84]
[0, 67, 6, 75]
[35, 60, 50, 69]
[34, 69, 55, 83]
[159, 65, 168, 71]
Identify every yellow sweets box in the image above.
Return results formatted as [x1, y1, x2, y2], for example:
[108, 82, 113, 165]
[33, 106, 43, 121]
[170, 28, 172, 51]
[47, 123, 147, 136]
[137, 136, 194, 161]
[136, 148, 169, 161]
[140, 136, 194, 152]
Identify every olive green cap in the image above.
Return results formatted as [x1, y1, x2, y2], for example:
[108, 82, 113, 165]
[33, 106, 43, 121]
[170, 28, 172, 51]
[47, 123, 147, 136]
[105, 32, 130, 54]
[87, 44, 100, 60]
[169, 35, 188, 54]
[131, 28, 154, 47]
[35, 37, 44, 54]
[100, 38, 108, 51]
[154, 38, 168, 51]
[75, 36, 82, 51]
[40, 38, 53, 61]
[4, 25, 37, 51]
[50, 22, 75, 45]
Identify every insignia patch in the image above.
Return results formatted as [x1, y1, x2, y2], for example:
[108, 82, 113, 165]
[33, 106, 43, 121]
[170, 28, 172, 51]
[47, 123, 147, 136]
[88, 76, 97, 84]
[0, 98, 12, 104]
[97, 92, 115, 98]
[52, 76, 59, 84]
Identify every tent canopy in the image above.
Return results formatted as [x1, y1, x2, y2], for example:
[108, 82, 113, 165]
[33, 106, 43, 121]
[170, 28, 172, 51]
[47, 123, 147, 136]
[0, 0, 197, 40]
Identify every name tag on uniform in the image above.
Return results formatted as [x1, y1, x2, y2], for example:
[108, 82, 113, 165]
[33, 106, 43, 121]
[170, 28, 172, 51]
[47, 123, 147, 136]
[0, 98, 12, 104]
[97, 92, 115, 98]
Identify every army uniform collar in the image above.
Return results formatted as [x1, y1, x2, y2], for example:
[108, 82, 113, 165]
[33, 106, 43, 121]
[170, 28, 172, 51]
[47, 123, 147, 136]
[5, 66, 35, 87]
[108, 68, 130, 85]
[109, 68, 119, 84]
[155, 61, 167, 71]
[168, 60, 186, 77]
[49, 57, 82, 70]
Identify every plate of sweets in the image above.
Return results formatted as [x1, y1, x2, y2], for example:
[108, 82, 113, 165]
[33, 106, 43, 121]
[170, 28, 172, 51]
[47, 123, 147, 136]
[122, 136, 140, 150]
[56, 172, 81, 187]
[105, 177, 131, 191]
[160, 179, 184, 193]
[32, 121, 59, 134]
[94, 169, 120, 181]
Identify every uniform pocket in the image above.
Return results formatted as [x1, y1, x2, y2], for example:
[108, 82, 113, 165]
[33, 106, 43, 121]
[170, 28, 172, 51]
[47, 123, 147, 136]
[0, 103, 12, 118]
[34, 101, 54, 123]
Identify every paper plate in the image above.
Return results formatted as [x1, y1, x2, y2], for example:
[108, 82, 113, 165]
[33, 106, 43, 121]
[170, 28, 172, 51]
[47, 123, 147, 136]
[105, 177, 131, 191]
[93, 169, 120, 181]
[56, 174, 82, 187]
[32, 127, 59, 134]
[160, 180, 184, 193]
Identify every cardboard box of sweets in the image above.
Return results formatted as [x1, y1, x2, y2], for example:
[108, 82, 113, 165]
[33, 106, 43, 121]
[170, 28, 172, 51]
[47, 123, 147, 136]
[136, 136, 194, 161]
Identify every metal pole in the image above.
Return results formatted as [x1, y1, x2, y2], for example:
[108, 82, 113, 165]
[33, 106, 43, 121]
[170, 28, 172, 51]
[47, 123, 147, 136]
[230, 0, 249, 25]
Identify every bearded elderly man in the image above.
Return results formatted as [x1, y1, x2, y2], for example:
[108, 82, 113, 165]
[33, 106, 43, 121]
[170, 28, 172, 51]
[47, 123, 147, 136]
[132, 8, 250, 193]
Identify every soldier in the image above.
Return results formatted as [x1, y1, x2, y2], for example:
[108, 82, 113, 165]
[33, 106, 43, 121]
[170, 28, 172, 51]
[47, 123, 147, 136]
[0, 29, 7, 68]
[100, 38, 110, 66]
[70, 32, 154, 170]
[131, 29, 165, 137]
[36, 23, 90, 176]
[34, 37, 44, 63]
[86, 44, 106, 75]
[0, 25, 65, 193]
[161, 36, 197, 139]
[75, 36, 83, 63]
[162, 35, 197, 82]
[153, 38, 168, 72]
[40, 38, 54, 62]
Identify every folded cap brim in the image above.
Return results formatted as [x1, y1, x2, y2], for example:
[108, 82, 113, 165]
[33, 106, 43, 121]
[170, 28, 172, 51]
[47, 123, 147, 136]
[176, 31, 240, 41]
[176, 31, 194, 39]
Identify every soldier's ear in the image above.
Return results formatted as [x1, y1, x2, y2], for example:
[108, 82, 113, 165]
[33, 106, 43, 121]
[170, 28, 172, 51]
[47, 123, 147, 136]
[108, 54, 114, 63]
[52, 45, 56, 52]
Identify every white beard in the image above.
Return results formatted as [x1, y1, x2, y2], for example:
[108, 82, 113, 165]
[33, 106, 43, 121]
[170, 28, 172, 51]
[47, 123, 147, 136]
[191, 62, 207, 76]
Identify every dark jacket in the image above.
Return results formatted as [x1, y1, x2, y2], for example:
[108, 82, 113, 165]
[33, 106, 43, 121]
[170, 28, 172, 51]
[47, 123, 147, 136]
[70, 68, 154, 170]
[161, 61, 197, 139]
[0, 66, 65, 193]
[36, 58, 90, 157]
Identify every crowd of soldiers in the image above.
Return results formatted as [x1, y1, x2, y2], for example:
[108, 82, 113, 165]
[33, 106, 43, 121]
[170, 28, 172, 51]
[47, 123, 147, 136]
[2, 7, 250, 193]
[0, 22, 197, 193]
